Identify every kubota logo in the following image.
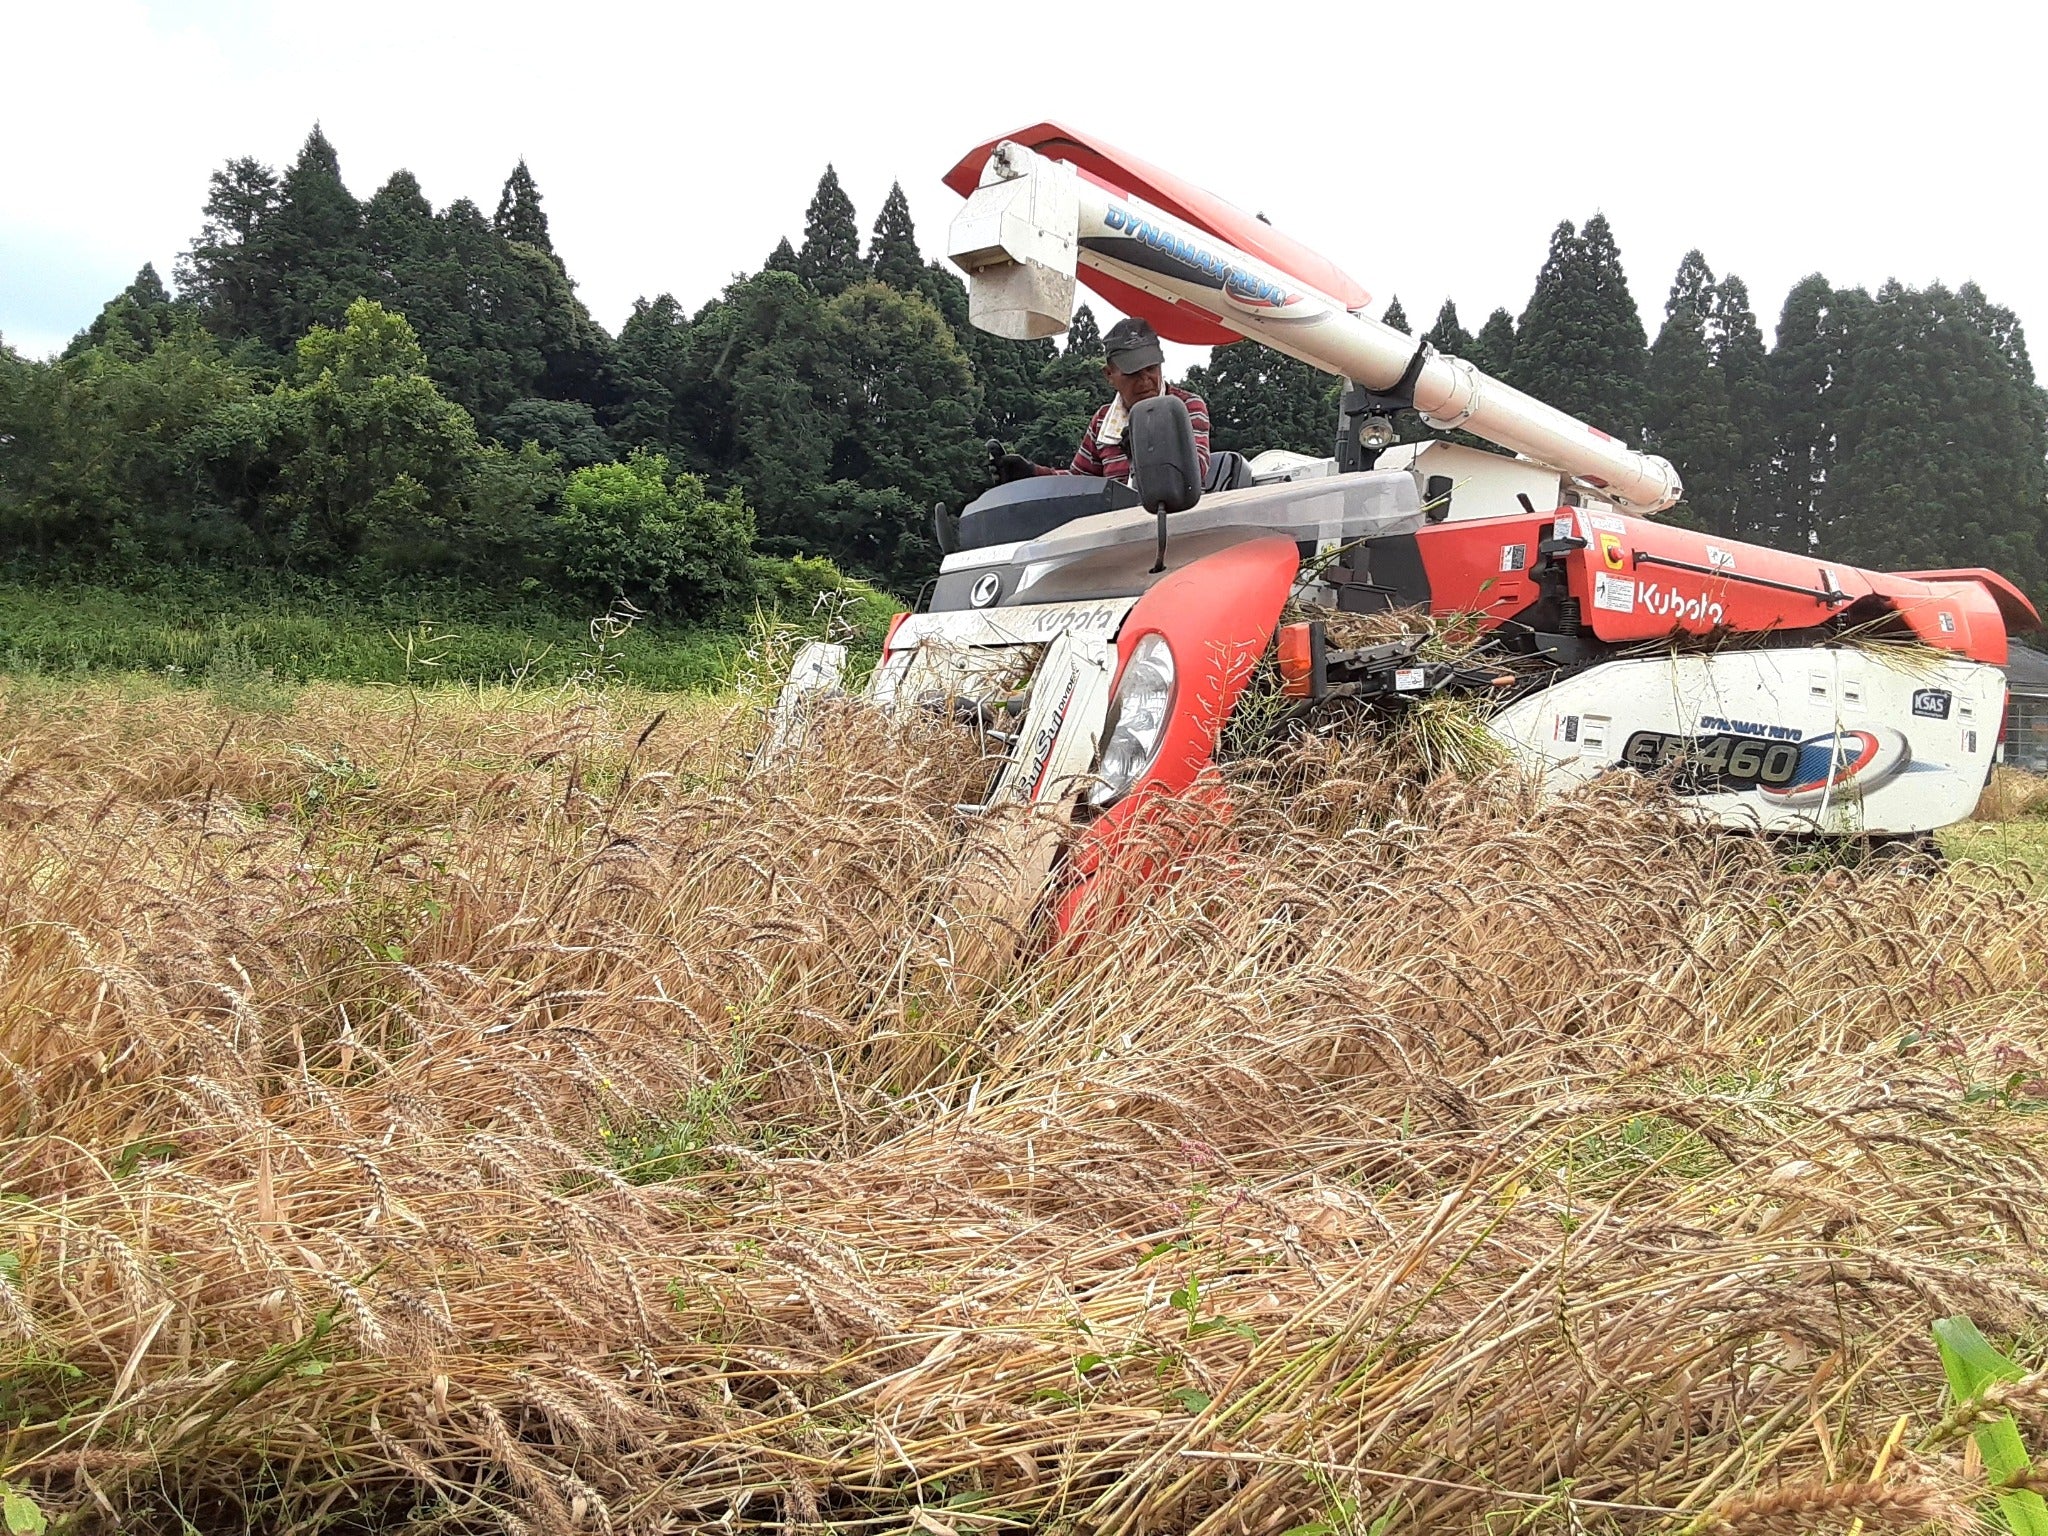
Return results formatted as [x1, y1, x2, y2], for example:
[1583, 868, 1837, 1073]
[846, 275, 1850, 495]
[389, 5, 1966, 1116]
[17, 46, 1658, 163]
[969, 572, 1001, 608]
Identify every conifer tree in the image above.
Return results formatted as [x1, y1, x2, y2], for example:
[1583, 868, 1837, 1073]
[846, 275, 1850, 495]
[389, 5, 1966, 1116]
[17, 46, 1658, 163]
[913, 259, 1054, 446]
[1957, 281, 2039, 386]
[493, 159, 553, 254]
[1182, 341, 1333, 456]
[1767, 275, 1865, 553]
[69, 265, 188, 357]
[1381, 296, 1410, 334]
[1472, 307, 1517, 379]
[1515, 215, 1646, 437]
[796, 165, 863, 298]
[1644, 250, 1735, 530]
[764, 236, 800, 276]
[612, 293, 695, 458]
[816, 282, 983, 582]
[1011, 304, 1106, 465]
[1709, 274, 1776, 540]
[1825, 280, 2047, 586]
[130, 264, 171, 309]
[363, 171, 436, 306]
[264, 125, 371, 349]
[1423, 299, 1473, 358]
[1666, 248, 1715, 326]
[1577, 214, 1648, 426]
[968, 330, 1057, 447]
[1065, 303, 1103, 356]
[179, 156, 282, 343]
[866, 182, 923, 293]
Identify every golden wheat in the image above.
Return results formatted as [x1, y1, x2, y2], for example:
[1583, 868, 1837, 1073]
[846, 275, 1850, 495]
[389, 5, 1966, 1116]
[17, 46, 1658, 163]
[1, 675, 2045, 1534]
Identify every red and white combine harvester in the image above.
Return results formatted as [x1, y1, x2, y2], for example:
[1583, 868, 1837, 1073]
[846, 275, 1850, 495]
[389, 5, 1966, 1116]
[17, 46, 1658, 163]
[776, 124, 2039, 921]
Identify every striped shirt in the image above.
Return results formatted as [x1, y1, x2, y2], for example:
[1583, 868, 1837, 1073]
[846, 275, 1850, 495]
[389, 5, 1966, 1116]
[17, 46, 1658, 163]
[1038, 384, 1212, 484]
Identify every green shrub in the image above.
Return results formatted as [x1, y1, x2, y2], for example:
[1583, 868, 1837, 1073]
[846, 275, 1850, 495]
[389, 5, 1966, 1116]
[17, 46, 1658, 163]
[552, 453, 756, 621]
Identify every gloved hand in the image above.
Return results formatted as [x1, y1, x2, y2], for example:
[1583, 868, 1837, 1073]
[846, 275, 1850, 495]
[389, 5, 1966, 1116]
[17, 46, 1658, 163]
[997, 453, 1037, 483]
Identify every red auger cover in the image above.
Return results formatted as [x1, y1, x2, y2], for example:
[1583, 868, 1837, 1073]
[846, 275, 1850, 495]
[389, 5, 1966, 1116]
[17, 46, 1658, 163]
[1414, 510, 2038, 665]
[943, 123, 1372, 346]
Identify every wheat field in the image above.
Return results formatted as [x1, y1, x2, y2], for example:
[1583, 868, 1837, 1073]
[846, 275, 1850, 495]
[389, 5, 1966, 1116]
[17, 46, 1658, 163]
[2, 675, 2046, 1534]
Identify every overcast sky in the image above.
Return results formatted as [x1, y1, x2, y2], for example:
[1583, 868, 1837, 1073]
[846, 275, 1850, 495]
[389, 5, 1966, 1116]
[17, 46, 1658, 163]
[5, 0, 2044, 391]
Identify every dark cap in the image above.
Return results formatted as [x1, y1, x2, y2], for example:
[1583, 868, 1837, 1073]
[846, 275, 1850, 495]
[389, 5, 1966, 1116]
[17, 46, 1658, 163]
[1102, 316, 1164, 373]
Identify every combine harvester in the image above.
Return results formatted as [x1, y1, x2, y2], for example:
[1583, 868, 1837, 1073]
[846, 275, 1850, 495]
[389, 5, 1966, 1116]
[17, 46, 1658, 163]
[777, 124, 2039, 924]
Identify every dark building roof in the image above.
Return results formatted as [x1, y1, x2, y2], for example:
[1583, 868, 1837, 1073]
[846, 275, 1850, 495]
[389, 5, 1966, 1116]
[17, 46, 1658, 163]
[2008, 641, 2048, 697]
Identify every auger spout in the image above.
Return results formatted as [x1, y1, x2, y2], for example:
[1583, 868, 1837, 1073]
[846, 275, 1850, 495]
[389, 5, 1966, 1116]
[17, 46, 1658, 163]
[947, 138, 1682, 515]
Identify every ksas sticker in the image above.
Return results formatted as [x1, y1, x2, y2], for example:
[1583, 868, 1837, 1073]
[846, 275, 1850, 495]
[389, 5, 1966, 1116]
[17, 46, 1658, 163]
[1911, 688, 1952, 719]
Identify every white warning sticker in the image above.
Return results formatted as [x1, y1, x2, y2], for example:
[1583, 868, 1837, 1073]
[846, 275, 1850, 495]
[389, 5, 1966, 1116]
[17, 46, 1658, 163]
[1393, 667, 1426, 692]
[1593, 572, 1637, 614]
[1705, 544, 1736, 570]
[1584, 511, 1626, 535]
[1500, 543, 1527, 573]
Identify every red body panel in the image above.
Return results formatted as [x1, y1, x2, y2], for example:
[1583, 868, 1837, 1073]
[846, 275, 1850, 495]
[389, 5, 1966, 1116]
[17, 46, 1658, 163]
[1891, 568, 2041, 634]
[1057, 536, 1301, 931]
[1412, 510, 2032, 665]
[1411, 512, 1555, 626]
[1103, 535, 1302, 801]
[943, 123, 1373, 346]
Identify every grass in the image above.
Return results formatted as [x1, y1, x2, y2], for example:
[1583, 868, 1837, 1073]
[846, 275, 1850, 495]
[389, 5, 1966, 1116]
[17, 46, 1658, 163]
[1942, 819, 2048, 877]
[1, 678, 2046, 1533]
[1947, 769, 2048, 878]
[0, 573, 899, 693]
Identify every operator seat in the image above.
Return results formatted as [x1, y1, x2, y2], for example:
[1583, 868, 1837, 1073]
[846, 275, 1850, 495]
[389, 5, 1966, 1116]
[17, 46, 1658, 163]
[1203, 450, 1254, 493]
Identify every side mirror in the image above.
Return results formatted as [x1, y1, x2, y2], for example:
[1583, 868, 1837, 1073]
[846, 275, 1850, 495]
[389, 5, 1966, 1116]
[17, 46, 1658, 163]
[1127, 395, 1203, 516]
[1127, 394, 1201, 575]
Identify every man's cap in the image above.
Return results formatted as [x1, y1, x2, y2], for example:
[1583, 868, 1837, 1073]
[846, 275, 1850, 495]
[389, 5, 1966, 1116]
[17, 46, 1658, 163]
[1102, 316, 1164, 373]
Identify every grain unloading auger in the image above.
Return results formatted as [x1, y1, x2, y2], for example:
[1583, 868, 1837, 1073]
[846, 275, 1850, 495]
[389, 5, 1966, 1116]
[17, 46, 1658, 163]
[774, 123, 2040, 928]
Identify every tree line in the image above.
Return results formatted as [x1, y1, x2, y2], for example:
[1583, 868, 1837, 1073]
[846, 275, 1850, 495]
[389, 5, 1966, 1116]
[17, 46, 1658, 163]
[1196, 217, 2047, 590]
[1, 126, 2042, 620]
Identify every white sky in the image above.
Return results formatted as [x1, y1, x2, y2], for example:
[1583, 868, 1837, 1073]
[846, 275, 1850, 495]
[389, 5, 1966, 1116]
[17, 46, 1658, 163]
[4, 0, 2045, 398]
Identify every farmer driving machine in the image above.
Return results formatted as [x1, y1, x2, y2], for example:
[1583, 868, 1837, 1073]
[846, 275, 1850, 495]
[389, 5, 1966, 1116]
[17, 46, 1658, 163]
[773, 124, 2040, 930]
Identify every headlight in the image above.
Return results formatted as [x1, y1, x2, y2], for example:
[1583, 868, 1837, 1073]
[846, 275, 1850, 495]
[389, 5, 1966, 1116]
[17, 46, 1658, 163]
[1091, 633, 1176, 807]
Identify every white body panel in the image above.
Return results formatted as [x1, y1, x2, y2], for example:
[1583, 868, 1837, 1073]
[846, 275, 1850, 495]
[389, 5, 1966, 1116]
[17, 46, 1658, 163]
[1248, 449, 1339, 483]
[872, 596, 1138, 713]
[886, 596, 1138, 652]
[761, 640, 848, 759]
[986, 631, 1116, 806]
[859, 599, 1135, 811]
[1491, 649, 2005, 835]
[1371, 441, 1602, 523]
